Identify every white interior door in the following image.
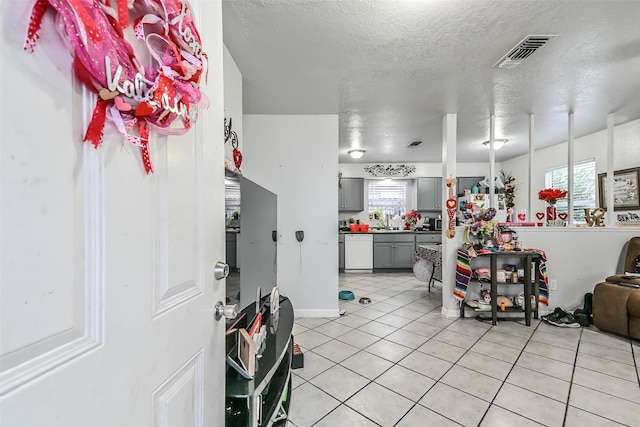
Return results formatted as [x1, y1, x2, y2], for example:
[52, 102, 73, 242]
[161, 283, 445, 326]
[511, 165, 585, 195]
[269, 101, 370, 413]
[0, 1, 227, 426]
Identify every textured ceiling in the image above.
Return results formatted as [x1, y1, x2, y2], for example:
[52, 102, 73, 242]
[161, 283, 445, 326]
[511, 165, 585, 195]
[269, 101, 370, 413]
[222, 0, 640, 163]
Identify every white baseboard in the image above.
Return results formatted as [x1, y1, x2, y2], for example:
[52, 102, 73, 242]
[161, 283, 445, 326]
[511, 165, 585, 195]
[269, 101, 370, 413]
[441, 306, 461, 318]
[295, 308, 341, 318]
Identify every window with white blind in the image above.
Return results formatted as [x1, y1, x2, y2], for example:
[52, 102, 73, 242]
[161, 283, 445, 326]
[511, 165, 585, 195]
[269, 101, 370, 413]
[544, 159, 596, 222]
[368, 181, 407, 219]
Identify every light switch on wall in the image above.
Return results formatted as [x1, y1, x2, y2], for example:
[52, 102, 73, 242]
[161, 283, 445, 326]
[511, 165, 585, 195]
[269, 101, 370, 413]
[549, 279, 558, 291]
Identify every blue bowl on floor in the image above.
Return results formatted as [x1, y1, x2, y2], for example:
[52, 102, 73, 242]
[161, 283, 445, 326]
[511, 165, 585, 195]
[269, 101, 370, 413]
[338, 290, 355, 300]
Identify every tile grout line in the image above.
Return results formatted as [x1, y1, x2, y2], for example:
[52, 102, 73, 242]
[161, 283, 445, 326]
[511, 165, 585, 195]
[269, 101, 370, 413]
[311, 281, 441, 426]
[319, 279, 452, 425]
[471, 318, 543, 427]
[306, 275, 638, 427]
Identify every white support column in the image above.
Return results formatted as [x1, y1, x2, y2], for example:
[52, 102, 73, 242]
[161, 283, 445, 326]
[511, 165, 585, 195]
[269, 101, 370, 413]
[606, 114, 615, 225]
[441, 114, 459, 318]
[489, 114, 496, 207]
[567, 113, 574, 225]
[528, 114, 535, 217]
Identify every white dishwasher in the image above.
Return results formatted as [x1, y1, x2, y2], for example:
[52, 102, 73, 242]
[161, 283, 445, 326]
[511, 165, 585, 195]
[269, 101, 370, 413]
[344, 233, 373, 273]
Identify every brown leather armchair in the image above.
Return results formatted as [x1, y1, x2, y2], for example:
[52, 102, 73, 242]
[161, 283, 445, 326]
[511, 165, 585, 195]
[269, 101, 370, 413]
[606, 236, 640, 286]
[593, 236, 640, 340]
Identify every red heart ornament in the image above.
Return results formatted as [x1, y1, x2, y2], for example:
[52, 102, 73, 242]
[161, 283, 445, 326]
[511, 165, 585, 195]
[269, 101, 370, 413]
[536, 212, 545, 220]
[233, 148, 243, 170]
[558, 212, 568, 221]
[446, 199, 457, 209]
[517, 213, 526, 221]
[135, 102, 154, 117]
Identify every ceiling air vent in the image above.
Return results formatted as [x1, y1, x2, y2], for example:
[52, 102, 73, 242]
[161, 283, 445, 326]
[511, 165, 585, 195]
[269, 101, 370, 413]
[408, 141, 422, 148]
[493, 35, 557, 69]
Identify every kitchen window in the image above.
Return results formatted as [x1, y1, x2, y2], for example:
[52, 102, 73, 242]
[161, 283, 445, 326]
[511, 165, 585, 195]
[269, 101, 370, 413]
[544, 159, 596, 222]
[368, 181, 407, 219]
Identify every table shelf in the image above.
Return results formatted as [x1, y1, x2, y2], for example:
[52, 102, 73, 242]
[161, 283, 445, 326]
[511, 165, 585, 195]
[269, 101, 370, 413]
[460, 252, 542, 325]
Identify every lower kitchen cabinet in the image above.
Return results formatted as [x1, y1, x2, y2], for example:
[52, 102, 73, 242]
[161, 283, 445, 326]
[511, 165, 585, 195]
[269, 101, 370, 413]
[338, 234, 345, 270]
[373, 234, 415, 269]
[415, 233, 442, 245]
[226, 232, 237, 270]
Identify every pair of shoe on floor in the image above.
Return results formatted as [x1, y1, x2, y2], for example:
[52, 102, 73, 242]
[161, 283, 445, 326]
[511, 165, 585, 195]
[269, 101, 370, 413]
[542, 307, 590, 328]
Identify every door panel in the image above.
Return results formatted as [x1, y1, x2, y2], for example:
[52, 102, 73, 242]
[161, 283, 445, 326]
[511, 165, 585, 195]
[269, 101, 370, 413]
[152, 351, 204, 427]
[153, 136, 203, 315]
[0, 1, 226, 425]
[0, 7, 103, 397]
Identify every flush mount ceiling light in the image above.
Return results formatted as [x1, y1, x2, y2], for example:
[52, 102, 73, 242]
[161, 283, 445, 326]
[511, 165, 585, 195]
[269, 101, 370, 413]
[482, 139, 508, 150]
[348, 149, 366, 159]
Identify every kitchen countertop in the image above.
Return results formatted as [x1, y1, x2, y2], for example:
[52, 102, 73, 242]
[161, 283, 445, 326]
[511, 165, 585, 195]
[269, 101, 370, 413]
[339, 230, 441, 234]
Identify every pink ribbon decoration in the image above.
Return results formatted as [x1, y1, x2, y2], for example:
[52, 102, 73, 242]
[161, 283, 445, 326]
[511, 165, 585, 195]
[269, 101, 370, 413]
[24, 0, 208, 174]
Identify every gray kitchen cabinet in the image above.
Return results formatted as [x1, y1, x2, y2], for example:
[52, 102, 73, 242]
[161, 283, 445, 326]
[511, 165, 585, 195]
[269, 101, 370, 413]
[373, 234, 415, 269]
[415, 233, 442, 245]
[339, 177, 364, 212]
[393, 240, 415, 268]
[416, 177, 442, 211]
[338, 234, 345, 270]
[226, 232, 237, 269]
[373, 242, 394, 268]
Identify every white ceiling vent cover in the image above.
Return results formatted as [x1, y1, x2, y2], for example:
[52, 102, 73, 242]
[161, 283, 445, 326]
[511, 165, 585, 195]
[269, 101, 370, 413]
[493, 35, 557, 69]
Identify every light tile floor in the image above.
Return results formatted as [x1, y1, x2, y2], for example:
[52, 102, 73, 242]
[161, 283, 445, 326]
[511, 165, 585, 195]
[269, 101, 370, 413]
[287, 272, 640, 427]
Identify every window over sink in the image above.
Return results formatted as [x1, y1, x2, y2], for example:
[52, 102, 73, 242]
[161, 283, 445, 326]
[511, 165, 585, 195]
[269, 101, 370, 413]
[368, 181, 407, 221]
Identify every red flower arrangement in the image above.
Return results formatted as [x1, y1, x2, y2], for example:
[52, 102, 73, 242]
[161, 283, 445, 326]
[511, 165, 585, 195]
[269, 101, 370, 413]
[538, 188, 567, 205]
[402, 209, 422, 226]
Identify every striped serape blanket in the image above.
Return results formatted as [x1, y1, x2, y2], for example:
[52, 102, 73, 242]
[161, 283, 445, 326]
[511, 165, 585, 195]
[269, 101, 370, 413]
[454, 247, 549, 306]
[454, 248, 473, 301]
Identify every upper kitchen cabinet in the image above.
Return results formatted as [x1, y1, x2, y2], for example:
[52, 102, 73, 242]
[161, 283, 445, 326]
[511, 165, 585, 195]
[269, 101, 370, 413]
[339, 177, 364, 212]
[416, 177, 441, 211]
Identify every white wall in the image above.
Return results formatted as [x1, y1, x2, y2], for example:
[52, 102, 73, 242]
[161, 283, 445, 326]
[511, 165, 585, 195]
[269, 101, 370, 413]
[338, 162, 491, 178]
[513, 228, 638, 310]
[223, 46, 243, 172]
[243, 115, 340, 317]
[501, 118, 640, 216]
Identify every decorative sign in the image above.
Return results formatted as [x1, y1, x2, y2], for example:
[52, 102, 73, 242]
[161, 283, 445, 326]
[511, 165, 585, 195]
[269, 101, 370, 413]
[224, 117, 242, 171]
[598, 167, 640, 211]
[24, 0, 209, 174]
[364, 164, 416, 177]
[445, 178, 457, 238]
[584, 208, 605, 227]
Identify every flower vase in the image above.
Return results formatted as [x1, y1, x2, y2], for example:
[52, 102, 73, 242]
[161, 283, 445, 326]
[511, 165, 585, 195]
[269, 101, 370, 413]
[546, 203, 558, 226]
[546, 204, 557, 220]
[404, 222, 411, 230]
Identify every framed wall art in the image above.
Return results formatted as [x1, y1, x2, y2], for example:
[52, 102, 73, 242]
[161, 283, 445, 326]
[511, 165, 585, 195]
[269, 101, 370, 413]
[598, 167, 640, 211]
